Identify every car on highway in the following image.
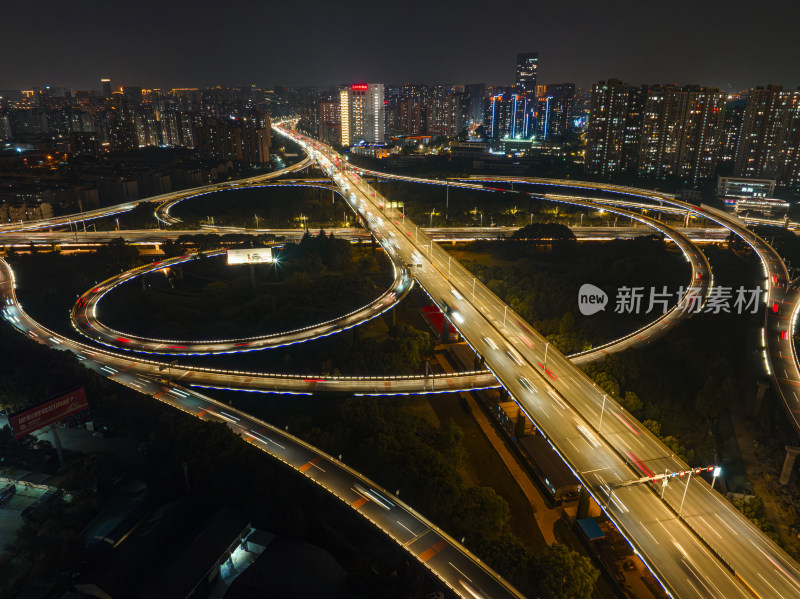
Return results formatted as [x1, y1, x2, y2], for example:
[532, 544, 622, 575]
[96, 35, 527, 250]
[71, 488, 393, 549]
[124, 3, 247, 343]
[519, 376, 537, 394]
[506, 349, 524, 367]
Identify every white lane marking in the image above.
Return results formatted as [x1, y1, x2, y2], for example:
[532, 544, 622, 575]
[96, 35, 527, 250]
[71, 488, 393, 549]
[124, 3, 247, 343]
[658, 520, 677, 542]
[714, 513, 738, 536]
[696, 515, 721, 538]
[214, 412, 238, 424]
[642, 525, 659, 545]
[681, 567, 707, 599]
[757, 572, 787, 599]
[396, 520, 416, 536]
[448, 561, 472, 583]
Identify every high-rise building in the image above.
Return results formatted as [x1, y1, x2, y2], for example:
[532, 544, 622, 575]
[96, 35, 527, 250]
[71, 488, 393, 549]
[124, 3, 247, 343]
[515, 53, 539, 95]
[486, 89, 530, 139]
[585, 79, 642, 176]
[635, 85, 726, 182]
[677, 87, 726, 182]
[101, 78, 112, 100]
[464, 83, 486, 127]
[426, 85, 462, 138]
[319, 97, 340, 145]
[638, 85, 690, 179]
[542, 83, 576, 140]
[339, 83, 385, 146]
[734, 85, 800, 187]
[720, 99, 747, 166]
[588, 81, 727, 182]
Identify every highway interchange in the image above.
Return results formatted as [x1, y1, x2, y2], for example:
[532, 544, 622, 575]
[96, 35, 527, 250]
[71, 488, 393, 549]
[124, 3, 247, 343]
[1, 119, 800, 597]
[282, 123, 800, 598]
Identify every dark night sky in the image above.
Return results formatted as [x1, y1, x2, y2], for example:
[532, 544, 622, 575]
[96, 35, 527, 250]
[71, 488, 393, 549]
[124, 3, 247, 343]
[4, 0, 800, 92]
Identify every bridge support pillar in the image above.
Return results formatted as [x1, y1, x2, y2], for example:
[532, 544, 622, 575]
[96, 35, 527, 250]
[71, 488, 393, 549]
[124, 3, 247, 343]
[754, 380, 770, 417]
[779, 445, 800, 485]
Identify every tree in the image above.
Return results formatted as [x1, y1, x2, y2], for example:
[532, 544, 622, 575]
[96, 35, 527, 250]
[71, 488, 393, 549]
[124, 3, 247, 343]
[620, 391, 643, 414]
[475, 531, 531, 581]
[694, 376, 733, 423]
[529, 544, 599, 599]
[511, 223, 576, 242]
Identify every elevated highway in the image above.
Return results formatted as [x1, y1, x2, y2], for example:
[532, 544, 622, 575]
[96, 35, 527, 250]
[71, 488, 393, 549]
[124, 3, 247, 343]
[282, 124, 800, 598]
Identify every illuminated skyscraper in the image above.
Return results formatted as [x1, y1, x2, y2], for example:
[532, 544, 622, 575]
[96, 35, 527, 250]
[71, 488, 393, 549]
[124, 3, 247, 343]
[486, 89, 530, 139]
[543, 83, 575, 140]
[339, 83, 385, 146]
[464, 83, 486, 128]
[101, 78, 112, 100]
[515, 53, 539, 95]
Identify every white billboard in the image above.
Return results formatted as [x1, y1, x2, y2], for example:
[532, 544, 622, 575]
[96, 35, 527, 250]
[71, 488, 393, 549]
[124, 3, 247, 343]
[227, 247, 274, 265]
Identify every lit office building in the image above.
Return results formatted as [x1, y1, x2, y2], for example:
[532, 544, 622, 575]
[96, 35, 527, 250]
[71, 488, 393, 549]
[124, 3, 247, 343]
[541, 83, 575, 140]
[464, 83, 486, 127]
[486, 89, 530, 139]
[339, 83, 385, 146]
[515, 52, 539, 95]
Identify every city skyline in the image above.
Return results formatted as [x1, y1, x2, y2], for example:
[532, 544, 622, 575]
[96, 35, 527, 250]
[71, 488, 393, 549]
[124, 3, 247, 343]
[4, 0, 800, 91]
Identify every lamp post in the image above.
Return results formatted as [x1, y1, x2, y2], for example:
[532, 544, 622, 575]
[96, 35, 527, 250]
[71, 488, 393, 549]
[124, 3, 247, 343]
[711, 466, 722, 491]
[599, 394, 607, 434]
[679, 470, 692, 517]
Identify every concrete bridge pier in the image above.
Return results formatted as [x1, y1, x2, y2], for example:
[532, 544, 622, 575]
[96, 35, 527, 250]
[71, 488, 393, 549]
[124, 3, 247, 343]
[754, 380, 770, 417]
[779, 445, 800, 485]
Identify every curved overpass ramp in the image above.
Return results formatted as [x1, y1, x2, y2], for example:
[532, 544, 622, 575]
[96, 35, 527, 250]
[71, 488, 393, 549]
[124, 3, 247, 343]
[71, 248, 413, 356]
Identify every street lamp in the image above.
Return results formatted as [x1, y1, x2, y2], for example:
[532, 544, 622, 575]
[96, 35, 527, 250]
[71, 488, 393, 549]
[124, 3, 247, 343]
[679, 470, 692, 517]
[711, 466, 722, 491]
[599, 394, 607, 433]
